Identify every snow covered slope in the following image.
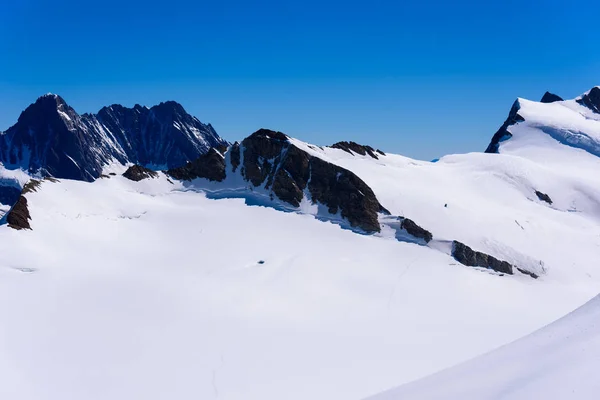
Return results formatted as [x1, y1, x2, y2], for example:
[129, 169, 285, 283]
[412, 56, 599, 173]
[291, 135, 600, 284]
[368, 293, 600, 400]
[0, 174, 597, 400]
[487, 87, 600, 164]
[1, 88, 600, 399]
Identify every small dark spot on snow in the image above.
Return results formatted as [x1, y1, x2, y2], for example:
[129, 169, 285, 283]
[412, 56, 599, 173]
[10, 266, 37, 273]
[258, 260, 265, 265]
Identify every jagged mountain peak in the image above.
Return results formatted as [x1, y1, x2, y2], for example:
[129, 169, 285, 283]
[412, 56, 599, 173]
[248, 128, 289, 141]
[0, 94, 228, 181]
[153, 100, 185, 111]
[39, 92, 62, 101]
[19, 93, 75, 120]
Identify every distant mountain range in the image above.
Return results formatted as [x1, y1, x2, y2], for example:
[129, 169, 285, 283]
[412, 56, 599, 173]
[0, 94, 227, 181]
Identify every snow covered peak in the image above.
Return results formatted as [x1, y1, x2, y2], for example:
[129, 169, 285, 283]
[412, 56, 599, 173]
[41, 92, 59, 99]
[486, 87, 600, 161]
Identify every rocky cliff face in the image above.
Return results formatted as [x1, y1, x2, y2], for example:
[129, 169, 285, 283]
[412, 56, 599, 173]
[577, 86, 600, 114]
[241, 130, 389, 232]
[168, 147, 227, 182]
[485, 100, 525, 154]
[0, 94, 227, 181]
[0, 95, 113, 181]
[452, 241, 513, 275]
[5, 179, 43, 230]
[94, 101, 226, 169]
[168, 129, 389, 233]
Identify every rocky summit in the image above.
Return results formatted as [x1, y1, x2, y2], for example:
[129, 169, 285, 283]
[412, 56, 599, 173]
[168, 129, 389, 233]
[0, 94, 227, 181]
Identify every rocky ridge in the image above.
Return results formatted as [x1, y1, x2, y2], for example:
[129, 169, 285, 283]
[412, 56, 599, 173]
[0, 94, 227, 182]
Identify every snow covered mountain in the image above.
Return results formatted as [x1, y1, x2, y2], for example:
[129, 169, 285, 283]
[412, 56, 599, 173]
[1, 88, 600, 399]
[487, 86, 600, 160]
[0, 94, 226, 181]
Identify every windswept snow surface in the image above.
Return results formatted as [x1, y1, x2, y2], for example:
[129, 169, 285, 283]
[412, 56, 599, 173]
[291, 137, 600, 283]
[368, 294, 600, 400]
[2, 96, 600, 399]
[0, 162, 598, 400]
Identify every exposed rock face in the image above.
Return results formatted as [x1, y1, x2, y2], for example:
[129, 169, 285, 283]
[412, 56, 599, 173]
[577, 87, 600, 114]
[331, 141, 380, 159]
[0, 94, 227, 181]
[0, 185, 21, 206]
[22, 179, 42, 194]
[6, 196, 31, 230]
[452, 241, 513, 275]
[485, 100, 525, 153]
[540, 92, 563, 103]
[95, 101, 226, 170]
[167, 148, 226, 182]
[236, 129, 387, 232]
[5, 180, 41, 230]
[230, 142, 241, 172]
[400, 218, 433, 243]
[0, 95, 108, 181]
[123, 165, 159, 182]
[241, 130, 289, 187]
[516, 267, 539, 279]
[308, 157, 386, 232]
[535, 190, 553, 204]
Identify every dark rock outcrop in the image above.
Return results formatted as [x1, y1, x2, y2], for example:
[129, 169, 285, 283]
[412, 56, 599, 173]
[5, 180, 41, 230]
[241, 129, 289, 187]
[308, 157, 385, 232]
[0, 94, 227, 181]
[400, 218, 433, 243]
[123, 165, 159, 182]
[452, 241, 513, 275]
[230, 142, 241, 172]
[331, 141, 380, 159]
[540, 92, 563, 103]
[6, 196, 31, 230]
[577, 87, 600, 114]
[22, 179, 42, 194]
[535, 190, 553, 204]
[485, 100, 525, 153]
[237, 129, 387, 232]
[167, 148, 226, 182]
[516, 267, 539, 279]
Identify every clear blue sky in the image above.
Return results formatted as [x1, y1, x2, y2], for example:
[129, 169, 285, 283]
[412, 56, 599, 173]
[1, 0, 598, 160]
